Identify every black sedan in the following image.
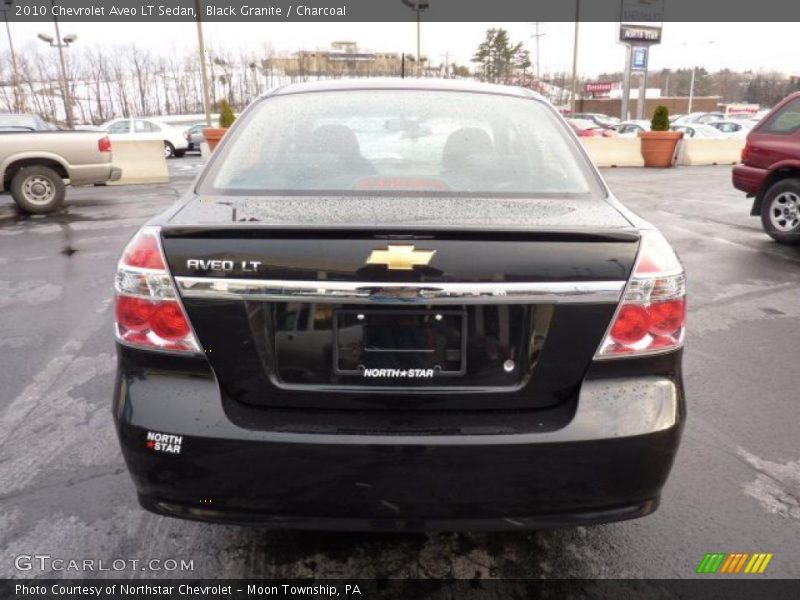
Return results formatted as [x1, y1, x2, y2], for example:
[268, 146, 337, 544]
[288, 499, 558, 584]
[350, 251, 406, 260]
[113, 79, 686, 531]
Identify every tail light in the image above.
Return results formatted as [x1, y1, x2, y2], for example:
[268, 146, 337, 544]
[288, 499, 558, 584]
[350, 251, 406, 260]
[114, 227, 200, 353]
[98, 136, 112, 153]
[595, 230, 685, 359]
[741, 139, 752, 162]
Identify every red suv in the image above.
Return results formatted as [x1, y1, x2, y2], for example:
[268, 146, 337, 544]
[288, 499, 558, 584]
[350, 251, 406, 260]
[733, 91, 800, 244]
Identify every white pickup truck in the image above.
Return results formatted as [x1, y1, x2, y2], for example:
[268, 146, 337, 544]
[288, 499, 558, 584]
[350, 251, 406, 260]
[1, 114, 122, 213]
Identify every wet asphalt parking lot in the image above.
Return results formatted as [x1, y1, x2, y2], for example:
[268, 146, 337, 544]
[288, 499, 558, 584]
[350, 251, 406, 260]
[0, 155, 799, 580]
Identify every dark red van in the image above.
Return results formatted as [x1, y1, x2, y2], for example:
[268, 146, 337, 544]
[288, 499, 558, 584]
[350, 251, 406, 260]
[733, 92, 800, 243]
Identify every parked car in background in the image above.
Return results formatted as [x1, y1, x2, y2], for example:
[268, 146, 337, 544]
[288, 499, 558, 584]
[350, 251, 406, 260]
[670, 123, 725, 139]
[100, 117, 188, 158]
[706, 119, 753, 138]
[0, 129, 120, 213]
[567, 119, 617, 137]
[184, 122, 206, 152]
[614, 120, 651, 137]
[572, 113, 619, 129]
[694, 112, 727, 124]
[0, 113, 59, 132]
[672, 112, 726, 126]
[732, 91, 800, 243]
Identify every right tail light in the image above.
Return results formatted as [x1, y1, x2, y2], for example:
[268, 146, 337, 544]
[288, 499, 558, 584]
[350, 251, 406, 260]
[595, 230, 686, 359]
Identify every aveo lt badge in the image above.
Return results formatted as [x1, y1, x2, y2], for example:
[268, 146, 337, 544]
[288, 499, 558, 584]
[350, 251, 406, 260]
[366, 245, 436, 270]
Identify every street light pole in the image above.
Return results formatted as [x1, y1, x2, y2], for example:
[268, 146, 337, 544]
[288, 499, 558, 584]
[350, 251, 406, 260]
[682, 41, 714, 115]
[195, 0, 212, 127]
[2, 0, 21, 112]
[52, 13, 72, 128]
[38, 2, 76, 128]
[402, 1, 429, 77]
[570, 0, 580, 113]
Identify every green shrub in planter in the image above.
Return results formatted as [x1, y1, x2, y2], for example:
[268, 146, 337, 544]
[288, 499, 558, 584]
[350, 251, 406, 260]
[650, 105, 670, 132]
[219, 100, 236, 128]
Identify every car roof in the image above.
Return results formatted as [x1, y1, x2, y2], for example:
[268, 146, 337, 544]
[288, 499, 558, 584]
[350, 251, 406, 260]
[265, 78, 545, 101]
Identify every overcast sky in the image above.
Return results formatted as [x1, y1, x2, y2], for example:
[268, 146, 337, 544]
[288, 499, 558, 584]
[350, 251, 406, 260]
[7, 21, 798, 76]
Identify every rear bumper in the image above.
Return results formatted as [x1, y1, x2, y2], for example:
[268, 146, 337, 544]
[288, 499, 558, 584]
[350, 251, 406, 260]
[113, 348, 685, 531]
[68, 162, 118, 186]
[732, 163, 766, 195]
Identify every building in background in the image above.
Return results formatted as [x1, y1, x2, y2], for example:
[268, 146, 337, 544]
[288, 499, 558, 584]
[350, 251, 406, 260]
[269, 41, 425, 78]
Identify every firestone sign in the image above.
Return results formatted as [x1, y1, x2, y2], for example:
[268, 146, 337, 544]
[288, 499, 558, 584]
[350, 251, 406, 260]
[585, 82, 614, 94]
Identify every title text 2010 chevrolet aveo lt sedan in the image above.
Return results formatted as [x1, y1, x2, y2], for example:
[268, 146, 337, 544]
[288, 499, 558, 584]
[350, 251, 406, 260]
[113, 79, 686, 531]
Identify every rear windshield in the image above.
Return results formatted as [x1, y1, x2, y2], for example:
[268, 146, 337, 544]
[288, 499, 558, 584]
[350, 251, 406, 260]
[201, 90, 602, 197]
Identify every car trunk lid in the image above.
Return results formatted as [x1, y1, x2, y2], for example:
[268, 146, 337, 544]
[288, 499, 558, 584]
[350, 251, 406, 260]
[161, 195, 638, 411]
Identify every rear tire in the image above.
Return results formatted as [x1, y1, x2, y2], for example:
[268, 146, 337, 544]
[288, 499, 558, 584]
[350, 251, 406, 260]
[760, 179, 800, 244]
[163, 141, 175, 158]
[10, 165, 66, 214]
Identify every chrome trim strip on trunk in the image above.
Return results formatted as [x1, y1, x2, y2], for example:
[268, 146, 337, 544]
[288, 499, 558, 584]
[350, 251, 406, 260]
[174, 277, 626, 305]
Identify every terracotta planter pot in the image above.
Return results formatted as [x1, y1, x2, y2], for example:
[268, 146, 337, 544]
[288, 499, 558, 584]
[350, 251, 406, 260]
[639, 130, 684, 168]
[203, 127, 227, 152]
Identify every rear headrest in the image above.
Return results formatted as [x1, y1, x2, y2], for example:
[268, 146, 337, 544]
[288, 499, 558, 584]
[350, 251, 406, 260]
[441, 127, 494, 171]
[310, 124, 361, 159]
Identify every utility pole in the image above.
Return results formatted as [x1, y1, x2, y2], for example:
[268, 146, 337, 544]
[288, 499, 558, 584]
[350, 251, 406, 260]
[570, 1, 580, 113]
[531, 22, 547, 80]
[2, 0, 21, 112]
[195, 0, 212, 126]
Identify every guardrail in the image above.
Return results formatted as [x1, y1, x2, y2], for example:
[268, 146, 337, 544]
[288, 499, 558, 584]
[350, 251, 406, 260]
[109, 140, 170, 185]
[579, 138, 645, 168]
[676, 138, 745, 166]
[580, 137, 744, 168]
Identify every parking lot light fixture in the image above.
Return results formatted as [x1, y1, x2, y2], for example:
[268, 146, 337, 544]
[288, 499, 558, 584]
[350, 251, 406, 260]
[37, 2, 77, 129]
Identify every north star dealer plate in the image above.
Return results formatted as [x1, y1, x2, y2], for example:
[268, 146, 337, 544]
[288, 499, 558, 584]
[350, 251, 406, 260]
[334, 309, 467, 377]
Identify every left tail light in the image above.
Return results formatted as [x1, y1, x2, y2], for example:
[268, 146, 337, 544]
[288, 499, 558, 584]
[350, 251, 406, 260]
[595, 230, 686, 359]
[741, 139, 752, 162]
[98, 136, 112, 153]
[114, 226, 201, 353]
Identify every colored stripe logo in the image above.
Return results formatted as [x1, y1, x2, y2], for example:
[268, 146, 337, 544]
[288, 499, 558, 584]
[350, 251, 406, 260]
[696, 552, 773, 574]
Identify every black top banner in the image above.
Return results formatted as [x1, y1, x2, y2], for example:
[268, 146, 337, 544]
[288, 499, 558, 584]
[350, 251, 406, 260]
[3, 0, 800, 22]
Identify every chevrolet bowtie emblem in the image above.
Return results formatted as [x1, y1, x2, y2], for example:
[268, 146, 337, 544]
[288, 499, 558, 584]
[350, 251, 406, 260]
[366, 245, 436, 270]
